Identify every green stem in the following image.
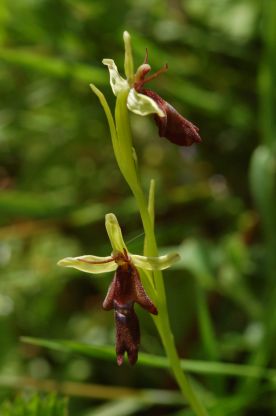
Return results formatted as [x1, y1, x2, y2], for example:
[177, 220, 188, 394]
[135, 186, 208, 416]
[114, 91, 209, 416]
[92, 78, 208, 416]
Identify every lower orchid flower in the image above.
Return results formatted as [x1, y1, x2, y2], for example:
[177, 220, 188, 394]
[58, 213, 180, 365]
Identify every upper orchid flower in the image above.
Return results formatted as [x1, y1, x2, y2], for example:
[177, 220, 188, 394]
[58, 213, 180, 365]
[103, 49, 202, 147]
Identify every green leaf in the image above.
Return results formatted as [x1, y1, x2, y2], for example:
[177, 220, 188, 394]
[249, 145, 276, 280]
[21, 337, 276, 382]
[250, 146, 276, 232]
[0, 47, 105, 84]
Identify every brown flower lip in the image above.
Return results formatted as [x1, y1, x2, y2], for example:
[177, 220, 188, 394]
[133, 51, 202, 147]
[102, 250, 158, 366]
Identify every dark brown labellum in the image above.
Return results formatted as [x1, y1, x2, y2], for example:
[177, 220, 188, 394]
[103, 260, 157, 365]
[133, 53, 202, 147]
[114, 300, 140, 365]
[141, 89, 202, 147]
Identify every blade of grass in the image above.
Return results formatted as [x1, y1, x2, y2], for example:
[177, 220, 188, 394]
[83, 399, 147, 416]
[21, 337, 276, 382]
[0, 48, 105, 85]
[195, 285, 219, 362]
[195, 284, 225, 401]
[0, 375, 184, 405]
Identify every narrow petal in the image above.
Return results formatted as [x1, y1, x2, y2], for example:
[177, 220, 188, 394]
[131, 252, 180, 271]
[132, 267, 158, 315]
[105, 213, 127, 253]
[102, 59, 128, 96]
[58, 255, 117, 274]
[102, 276, 116, 310]
[127, 88, 165, 117]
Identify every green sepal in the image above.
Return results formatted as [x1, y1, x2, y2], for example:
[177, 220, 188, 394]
[58, 255, 117, 274]
[105, 213, 127, 253]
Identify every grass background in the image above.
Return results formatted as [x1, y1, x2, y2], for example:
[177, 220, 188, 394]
[0, 0, 275, 414]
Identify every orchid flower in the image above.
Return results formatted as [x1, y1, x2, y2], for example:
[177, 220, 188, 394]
[102, 49, 202, 147]
[58, 213, 180, 365]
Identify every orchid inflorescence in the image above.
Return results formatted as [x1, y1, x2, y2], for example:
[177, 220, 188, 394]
[57, 29, 208, 416]
[58, 32, 202, 367]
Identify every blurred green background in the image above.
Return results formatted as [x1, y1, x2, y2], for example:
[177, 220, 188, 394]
[0, 0, 276, 415]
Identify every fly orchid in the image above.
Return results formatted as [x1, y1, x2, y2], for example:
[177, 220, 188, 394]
[58, 213, 180, 365]
[86, 33, 208, 415]
[103, 48, 202, 147]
